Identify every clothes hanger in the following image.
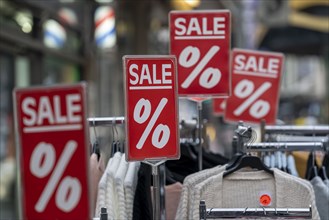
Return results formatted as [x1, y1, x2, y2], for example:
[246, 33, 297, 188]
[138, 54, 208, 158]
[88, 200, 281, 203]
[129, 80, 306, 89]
[110, 123, 118, 157]
[319, 166, 328, 180]
[92, 118, 101, 161]
[319, 151, 328, 180]
[223, 153, 274, 177]
[306, 151, 319, 180]
[224, 129, 274, 177]
[181, 142, 198, 161]
[321, 152, 329, 178]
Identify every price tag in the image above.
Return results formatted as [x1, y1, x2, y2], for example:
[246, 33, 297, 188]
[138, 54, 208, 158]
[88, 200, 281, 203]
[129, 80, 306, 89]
[123, 56, 180, 161]
[14, 83, 90, 219]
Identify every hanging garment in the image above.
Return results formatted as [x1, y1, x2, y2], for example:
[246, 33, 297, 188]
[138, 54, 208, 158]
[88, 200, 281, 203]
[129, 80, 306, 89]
[124, 162, 141, 220]
[114, 154, 129, 220]
[133, 163, 153, 220]
[263, 155, 271, 167]
[166, 143, 228, 183]
[310, 176, 329, 220]
[191, 168, 319, 220]
[90, 153, 105, 217]
[165, 182, 183, 220]
[270, 153, 276, 168]
[324, 179, 329, 188]
[105, 152, 122, 219]
[175, 165, 226, 220]
[287, 154, 299, 177]
[95, 154, 115, 217]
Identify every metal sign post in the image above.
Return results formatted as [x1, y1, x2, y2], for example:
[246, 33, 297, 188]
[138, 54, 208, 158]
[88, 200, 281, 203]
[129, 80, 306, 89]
[197, 101, 203, 171]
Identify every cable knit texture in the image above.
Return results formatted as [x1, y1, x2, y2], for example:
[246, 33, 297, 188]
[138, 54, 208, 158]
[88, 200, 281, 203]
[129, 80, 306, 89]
[95, 168, 107, 217]
[90, 153, 105, 216]
[175, 165, 225, 220]
[114, 154, 129, 220]
[106, 152, 122, 219]
[124, 162, 140, 220]
[191, 168, 319, 220]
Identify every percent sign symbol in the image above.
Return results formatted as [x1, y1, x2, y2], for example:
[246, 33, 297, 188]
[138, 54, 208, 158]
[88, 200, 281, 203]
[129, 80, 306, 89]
[134, 98, 170, 149]
[233, 79, 272, 119]
[30, 141, 81, 213]
[179, 46, 221, 89]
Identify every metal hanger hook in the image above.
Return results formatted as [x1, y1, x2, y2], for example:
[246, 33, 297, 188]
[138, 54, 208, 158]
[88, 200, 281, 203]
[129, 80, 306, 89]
[92, 117, 98, 141]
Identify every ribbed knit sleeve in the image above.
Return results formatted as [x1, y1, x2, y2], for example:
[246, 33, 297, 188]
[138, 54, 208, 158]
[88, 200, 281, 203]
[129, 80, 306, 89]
[95, 169, 107, 217]
[124, 162, 140, 220]
[175, 165, 225, 220]
[106, 152, 122, 219]
[114, 155, 129, 220]
[190, 168, 320, 220]
[275, 169, 320, 220]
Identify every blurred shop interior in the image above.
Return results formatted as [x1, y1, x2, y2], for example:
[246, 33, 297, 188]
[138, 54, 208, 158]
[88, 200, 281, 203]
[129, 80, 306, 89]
[0, 0, 328, 218]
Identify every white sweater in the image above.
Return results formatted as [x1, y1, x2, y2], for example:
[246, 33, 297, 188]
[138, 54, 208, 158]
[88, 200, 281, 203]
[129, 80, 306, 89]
[192, 168, 319, 220]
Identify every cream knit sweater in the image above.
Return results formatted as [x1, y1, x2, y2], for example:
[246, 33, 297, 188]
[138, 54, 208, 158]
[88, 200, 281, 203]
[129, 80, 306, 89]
[191, 168, 319, 220]
[175, 165, 226, 220]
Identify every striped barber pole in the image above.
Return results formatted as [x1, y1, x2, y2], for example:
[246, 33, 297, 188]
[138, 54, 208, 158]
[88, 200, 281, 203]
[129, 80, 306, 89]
[94, 6, 116, 49]
[43, 19, 67, 48]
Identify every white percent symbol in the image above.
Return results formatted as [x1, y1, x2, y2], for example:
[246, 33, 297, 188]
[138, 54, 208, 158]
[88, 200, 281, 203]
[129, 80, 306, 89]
[30, 141, 81, 213]
[233, 79, 272, 119]
[134, 98, 170, 149]
[179, 46, 221, 89]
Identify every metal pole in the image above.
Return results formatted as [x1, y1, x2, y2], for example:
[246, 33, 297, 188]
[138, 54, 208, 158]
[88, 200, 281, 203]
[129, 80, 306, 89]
[245, 142, 324, 152]
[87, 117, 125, 126]
[152, 165, 161, 220]
[264, 125, 329, 135]
[197, 101, 203, 171]
[147, 161, 166, 220]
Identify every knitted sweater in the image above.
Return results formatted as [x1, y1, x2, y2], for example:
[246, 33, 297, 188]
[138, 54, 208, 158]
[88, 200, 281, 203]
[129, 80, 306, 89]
[114, 155, 129, 220]
[124, 162, 140, 220]
[175, 165, 226, 220]
[191, 168, 319, 220]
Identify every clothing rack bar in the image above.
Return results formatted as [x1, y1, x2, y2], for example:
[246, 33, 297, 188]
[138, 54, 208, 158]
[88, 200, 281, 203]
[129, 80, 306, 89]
[88, 117, 199, 128]
[88, 117, 125, 126]
[245, 142, 325, 152]
[199, 201, 312, 219]
[273, 135, 328, 143]
[264, 125, 329, 135]
[180, 119, 198, 129]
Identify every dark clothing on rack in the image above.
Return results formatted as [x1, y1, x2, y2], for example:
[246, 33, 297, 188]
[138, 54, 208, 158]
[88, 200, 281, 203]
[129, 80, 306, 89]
[133, 163, 153, 220]
[305, 152, 319, 180]
[165, 143, 229, 183]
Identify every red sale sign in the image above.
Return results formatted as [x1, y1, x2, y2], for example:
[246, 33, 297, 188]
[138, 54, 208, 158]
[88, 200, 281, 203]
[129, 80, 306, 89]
[170, 10, 231, 97]
[225, 49, 284, 124]
[13, 84, 90, 220]
[213, 98, 227, 116]
[123, 56, 180, 161]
